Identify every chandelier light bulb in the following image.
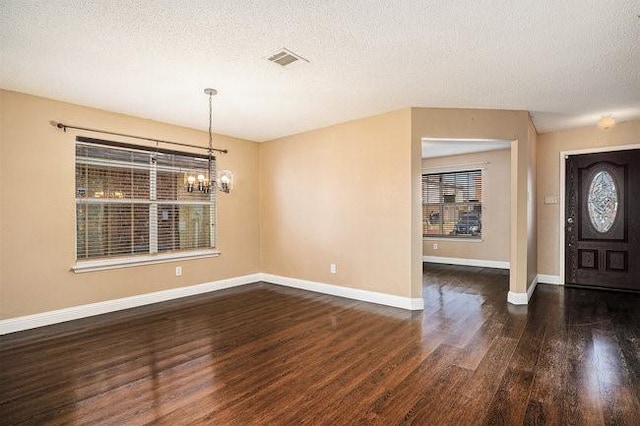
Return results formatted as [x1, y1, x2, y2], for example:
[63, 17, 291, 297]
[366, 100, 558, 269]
[186, 175, 195, 192]
[218, 170, 233, 193]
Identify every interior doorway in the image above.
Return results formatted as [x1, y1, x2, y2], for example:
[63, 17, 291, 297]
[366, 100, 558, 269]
[420, 138, 512, 277]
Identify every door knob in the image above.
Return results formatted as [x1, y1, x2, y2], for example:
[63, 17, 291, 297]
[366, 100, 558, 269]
[567, 217, 574, 224]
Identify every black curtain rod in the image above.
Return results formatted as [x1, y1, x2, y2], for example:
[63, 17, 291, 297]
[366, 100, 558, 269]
[52, 121, 228, 154]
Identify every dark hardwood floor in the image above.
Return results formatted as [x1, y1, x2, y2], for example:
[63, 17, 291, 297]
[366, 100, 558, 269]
[2, 263, 640, 425]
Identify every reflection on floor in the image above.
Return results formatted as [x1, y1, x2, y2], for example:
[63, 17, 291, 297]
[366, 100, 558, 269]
[1, 263, 639, 424]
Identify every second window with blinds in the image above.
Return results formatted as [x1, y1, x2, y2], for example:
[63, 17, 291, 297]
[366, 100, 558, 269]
[422, 169, 483, 239]
[75, 137, 218, 270]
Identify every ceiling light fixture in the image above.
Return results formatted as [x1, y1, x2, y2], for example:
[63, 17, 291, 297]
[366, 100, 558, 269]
[597, 115, 616, 130]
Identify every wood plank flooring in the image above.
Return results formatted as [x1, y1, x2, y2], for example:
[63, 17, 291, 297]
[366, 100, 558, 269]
[1, 263, 640, 425]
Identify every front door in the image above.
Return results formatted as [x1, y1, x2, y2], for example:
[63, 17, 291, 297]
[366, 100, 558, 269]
[565, 150, 640, 291]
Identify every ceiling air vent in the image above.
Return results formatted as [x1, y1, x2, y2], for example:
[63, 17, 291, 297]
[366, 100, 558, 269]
[267, 48, 309, 68]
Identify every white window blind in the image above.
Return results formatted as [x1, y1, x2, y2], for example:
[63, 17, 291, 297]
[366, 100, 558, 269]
[422, 169, 482, 238]
[75, 137, 216, 261]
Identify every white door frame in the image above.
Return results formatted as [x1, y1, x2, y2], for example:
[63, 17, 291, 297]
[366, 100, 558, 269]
[559, 143, 640, 285]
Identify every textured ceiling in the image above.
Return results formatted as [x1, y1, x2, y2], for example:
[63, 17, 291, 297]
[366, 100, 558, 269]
[1, 1, 638, 142]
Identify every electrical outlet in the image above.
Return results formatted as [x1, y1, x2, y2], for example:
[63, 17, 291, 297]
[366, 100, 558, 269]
[175, 266, 182, 277]
[330, 263, 337, 274]
[433, 243, 438, 250]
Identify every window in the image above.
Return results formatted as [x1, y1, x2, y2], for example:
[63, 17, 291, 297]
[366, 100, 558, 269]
[422, 169, 482, 239]
[75, 137, 217, 269]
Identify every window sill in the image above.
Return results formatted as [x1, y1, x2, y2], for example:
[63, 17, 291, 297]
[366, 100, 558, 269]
[72, 249, 221, 273]
[423, 237, 484, 243]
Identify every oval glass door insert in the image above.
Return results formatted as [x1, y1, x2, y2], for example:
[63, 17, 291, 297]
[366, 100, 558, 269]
[587, 171, 618, 233]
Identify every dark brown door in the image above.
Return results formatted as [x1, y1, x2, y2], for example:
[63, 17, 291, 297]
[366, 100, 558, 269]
[565, 150, 640, 291]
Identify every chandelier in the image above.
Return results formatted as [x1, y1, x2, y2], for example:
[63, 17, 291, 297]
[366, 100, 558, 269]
[186, 88, 233, 194]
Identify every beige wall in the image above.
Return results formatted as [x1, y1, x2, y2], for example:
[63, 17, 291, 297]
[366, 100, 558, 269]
[422, 149, 510, 262]
[411, 108, 535, 294]
[0, 90, 260, 319]
[259, 109, 415, 298]
[537, 119, 640, 278]
[259, 107, 536, 300]
[527, 119, 537, 288]
[0, 89, 546, 320]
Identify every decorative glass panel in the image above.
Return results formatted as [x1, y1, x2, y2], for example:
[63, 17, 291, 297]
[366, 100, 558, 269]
[587, 171, 618, 233]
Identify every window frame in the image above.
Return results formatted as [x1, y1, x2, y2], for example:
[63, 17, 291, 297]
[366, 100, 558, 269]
[72, 137, 220, 273]
[422, 167, 484, 241]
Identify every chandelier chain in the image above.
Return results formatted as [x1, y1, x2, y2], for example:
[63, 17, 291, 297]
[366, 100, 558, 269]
[207, 90, 214, 189]
[208, 92, 213, 154]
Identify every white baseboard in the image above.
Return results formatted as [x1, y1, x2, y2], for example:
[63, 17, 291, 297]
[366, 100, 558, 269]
[537, 274, 562, 285]
[507, 291, 528, 305]
[1, 272, 426, 335]
[0, 274, 261, 335]
[259, 273, 425, 311]
[507, 275, 539, 305]
[507, 274, 562, 305]
[423, 256, 509, 270]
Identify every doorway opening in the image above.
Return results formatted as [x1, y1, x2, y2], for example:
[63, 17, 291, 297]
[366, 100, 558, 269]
[421, 138, 512, 279]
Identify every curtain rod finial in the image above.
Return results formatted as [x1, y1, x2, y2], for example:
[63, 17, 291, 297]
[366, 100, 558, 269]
[51, 121, 66, 131]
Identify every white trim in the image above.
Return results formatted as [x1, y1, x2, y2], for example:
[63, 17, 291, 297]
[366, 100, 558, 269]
[422, 137, 511, 143]
[507, 291, 528, 305]
[258, 273, 425, 311]
[561, 143, 640, 157]
[422, 255, 509, 269]
[507, 275, 538, 305]
[421, 161, 489, 173]
[537, 274, 562, 285]
[423, 237, 484, 243]
[559, 143, 640, 286]
[528, 275, 538, 300]
[72, 249, 221, 273]
[559, 150, 566, 285]
[0, 274, 261, 335]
